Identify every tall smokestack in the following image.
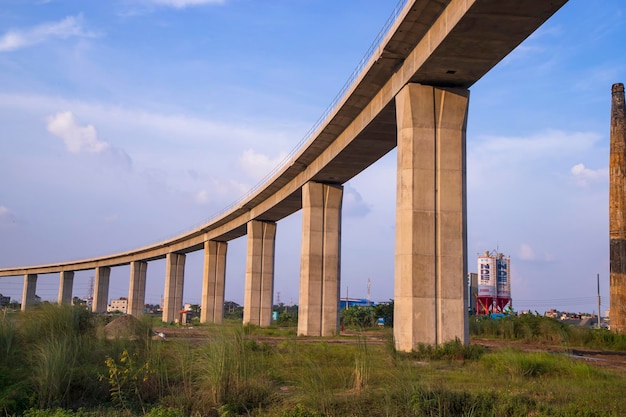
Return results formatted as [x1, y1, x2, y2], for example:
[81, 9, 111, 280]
[610, 83, 626, 333]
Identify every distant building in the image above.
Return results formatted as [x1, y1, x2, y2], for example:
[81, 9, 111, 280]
[546, 309, 560, 319]
[0, 293, 10, 307]
[340, 298, 376, 309]
[107, 297, 128, 314]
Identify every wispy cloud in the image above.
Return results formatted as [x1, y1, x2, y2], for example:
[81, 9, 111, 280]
[147, 0, 226, 8]
[343, 183, 372, 218]
[468, 129, 603, 189]
[238, 149, 288, 181]
[518, 243, 555, 262]
[0, 15, 97, 52]
[570, 163, 608, 187]
[472, 130, 600, 157]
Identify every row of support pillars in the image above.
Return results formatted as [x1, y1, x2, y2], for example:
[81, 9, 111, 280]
[16, 83, 468, 351]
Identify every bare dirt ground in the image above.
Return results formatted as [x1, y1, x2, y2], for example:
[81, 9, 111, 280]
[153, 326, 626, 371]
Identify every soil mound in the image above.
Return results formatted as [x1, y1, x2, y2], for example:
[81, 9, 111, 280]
[103, 314, 146, 340]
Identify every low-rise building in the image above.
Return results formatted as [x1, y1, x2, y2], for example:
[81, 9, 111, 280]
[107, 297, 128, 314]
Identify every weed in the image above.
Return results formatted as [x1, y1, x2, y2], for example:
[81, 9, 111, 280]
[101, 349, 153, 413]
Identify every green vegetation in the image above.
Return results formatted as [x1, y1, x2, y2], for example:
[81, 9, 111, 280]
[1, 305, 625, 416]
[471, 312, 626, 350]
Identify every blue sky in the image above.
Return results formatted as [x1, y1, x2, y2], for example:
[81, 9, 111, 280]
[0, 0, 624, 316]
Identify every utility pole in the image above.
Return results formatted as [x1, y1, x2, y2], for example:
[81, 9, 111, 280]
[598, 273, 601, 329]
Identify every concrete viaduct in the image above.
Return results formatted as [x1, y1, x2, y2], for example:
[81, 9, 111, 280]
[0, 0, 568, 351]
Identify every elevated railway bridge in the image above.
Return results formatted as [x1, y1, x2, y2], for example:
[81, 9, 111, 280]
[0, 0, 569, 351]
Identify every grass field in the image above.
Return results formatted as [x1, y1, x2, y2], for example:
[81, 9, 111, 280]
[1, 305, 625, 416]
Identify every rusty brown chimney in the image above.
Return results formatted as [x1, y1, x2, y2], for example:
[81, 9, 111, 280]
[610, 82, 626, 333]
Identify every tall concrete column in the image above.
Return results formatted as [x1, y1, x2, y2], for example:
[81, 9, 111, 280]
[244, 220, 276, 326]
[200, 240, 228, 324]
[57, 271, 75, 305]
[610, 82, 626, 334]
[394, 83, 469, 351]
[162, 253, 186, 323]
[92, 266, 111, 313]
[297, 182, 343, 337]
[21, 273, 38, 311]
[128, 261, 148, 317]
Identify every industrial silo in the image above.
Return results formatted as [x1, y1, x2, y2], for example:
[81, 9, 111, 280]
[495, 253, 511, 312]
[476, 251, 496, 315]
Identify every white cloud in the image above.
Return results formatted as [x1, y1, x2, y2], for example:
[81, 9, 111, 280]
[570, 163, 608, 187]
[46, 111, 110, 153]
[238, 149, 288, 181]
[148, 0, 225, 8]
[45, 111, 133, 170]
[0, 15, 97, 52]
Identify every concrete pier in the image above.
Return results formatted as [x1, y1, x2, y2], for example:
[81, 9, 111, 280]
[298, 182, 343, 337]
[200, 240, 227, 324]
[244, 220, 276, 326]
[163, 253, 186, 323]
[92, 266, 111, 313]
[21, 273, 38, 311]
[394, 84, 469, 351]
[57, 271, 74, 305]
[610, 82, 626, 333]
[128, 261, 147, 317]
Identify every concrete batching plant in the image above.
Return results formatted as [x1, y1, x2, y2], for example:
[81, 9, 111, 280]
[476, 250, 512, 315]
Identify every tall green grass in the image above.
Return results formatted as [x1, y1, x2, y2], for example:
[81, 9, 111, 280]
[470, 313, 626, 350]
